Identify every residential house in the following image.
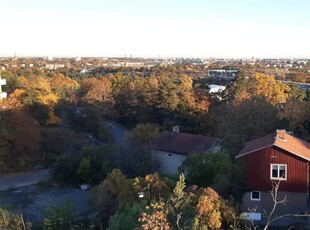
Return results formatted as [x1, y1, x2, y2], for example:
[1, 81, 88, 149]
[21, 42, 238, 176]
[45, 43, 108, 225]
[153, 127, 221, 174]
[208, 84, 226, 93]
[236, 129, 310, 224]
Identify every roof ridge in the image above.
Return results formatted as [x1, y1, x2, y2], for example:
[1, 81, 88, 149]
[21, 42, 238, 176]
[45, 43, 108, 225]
[236, 130, 310, 161]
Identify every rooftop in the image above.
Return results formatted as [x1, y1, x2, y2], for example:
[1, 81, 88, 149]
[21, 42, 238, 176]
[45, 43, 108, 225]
[153, 131, 218, 155]
[236, 130, 310, 161]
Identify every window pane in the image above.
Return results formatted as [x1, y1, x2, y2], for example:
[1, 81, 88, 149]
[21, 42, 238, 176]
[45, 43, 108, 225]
[252, 191, 260, 200]
[279, 166, 286, 178]
[279, 165, 285, 170]
[272, 165, 278, 178]
[272, 165, 278, 170]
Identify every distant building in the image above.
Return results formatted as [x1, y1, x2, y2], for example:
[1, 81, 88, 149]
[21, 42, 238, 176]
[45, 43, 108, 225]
[208, 84, 226, 93]
[0, 76, 7, 99]
[45, 63, 65, 70]
[207, 68, 238, 79]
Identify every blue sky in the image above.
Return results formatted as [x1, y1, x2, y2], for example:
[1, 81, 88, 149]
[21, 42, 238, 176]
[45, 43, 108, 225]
[0, 0, 309, 58]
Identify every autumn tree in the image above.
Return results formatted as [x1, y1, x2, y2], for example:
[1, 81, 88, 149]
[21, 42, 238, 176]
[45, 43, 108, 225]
[15, 76, 61, 125]
[138, 201, 171, 230]
[133, 173, 173, 202]
[93, 169, 137, 225]
[5, 109, 40, 170]
[228, 73, 290, 105]
[79, 77, 113, 109]
[0, 208, 30, 230]
[0, 94, 40, 171]
[49, 73, 79, 103]
[108, 173, 174, 230]
[192, 187, 222, 229]
[167, 173, 196, 229]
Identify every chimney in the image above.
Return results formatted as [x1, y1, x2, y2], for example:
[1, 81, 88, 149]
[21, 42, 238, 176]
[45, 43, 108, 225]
[275, 129, 287, 142]
[172, 126, 180, 133]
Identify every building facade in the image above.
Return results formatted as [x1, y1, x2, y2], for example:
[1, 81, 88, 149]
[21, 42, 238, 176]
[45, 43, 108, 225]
[236, 130, 310, 224]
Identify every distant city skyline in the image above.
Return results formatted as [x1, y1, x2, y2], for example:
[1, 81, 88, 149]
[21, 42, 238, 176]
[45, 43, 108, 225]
[0, 0, 310, 58]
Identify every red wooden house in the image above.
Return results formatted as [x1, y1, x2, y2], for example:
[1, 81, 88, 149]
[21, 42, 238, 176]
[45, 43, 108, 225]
[236, 129, 310, 222]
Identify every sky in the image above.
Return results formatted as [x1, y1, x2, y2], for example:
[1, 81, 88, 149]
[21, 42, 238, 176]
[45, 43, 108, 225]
[0, 0, 309, 58]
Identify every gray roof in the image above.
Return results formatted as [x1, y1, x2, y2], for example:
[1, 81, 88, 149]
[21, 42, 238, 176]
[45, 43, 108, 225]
[153, 131, 218, 155]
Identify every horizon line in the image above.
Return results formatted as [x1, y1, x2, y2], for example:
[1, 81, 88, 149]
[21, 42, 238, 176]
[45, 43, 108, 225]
[1, 55, 310, 60]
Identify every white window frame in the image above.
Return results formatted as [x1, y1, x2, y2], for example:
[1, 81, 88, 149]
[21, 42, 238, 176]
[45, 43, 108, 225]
[251, 191, 261, 201]
[270, 164, 287, 181]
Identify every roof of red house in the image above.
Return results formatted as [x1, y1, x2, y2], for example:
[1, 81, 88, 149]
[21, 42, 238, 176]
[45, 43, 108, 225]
[236, 130, 310, 161]
[153, 131, 218, 155]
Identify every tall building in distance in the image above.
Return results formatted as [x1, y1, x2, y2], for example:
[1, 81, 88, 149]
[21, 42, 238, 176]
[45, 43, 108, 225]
[0, 74, 7, 99]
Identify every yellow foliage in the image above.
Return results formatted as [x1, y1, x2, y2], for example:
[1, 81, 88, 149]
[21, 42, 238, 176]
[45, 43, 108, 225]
[37, 93, 59, 106]
[1, 89, 25, 109]
[248, 73, 290, 105]
[139, 201, 170, 230]
[194, 187, 222, 229]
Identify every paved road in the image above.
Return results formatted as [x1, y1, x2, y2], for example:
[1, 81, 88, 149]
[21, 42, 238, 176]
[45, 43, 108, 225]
[0, 169, 50, 191]
[105, 120, 129, 149]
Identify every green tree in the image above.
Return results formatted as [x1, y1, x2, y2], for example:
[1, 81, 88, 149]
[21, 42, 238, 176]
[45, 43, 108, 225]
[217, 96, 284, 156]
[108, 202, 147, 230]
[0, 114, 11, 173]
[78, 146, 116, 184]
[43, 200, 75, 230]
[182, 152, 232, 195]
[75, 157, 91, 183]
[168, 173, 196, 229]
[279, 100, 310, 138]
[127, 123, 159, 176]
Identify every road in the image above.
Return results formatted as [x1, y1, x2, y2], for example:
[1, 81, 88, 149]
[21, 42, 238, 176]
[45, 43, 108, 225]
[0, 169, 50, 191]
[105, 119, 129, 149]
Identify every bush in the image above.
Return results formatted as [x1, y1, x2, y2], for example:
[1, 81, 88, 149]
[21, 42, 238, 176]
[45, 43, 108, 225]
[43, 200, 75, 230]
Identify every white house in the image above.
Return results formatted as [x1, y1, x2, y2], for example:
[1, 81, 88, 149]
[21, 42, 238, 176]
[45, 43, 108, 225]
[208, 84, 226, 93]
[153, 128, 221, 174]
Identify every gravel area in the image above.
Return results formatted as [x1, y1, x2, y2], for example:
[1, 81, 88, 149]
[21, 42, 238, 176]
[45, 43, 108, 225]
[0, 184, 92, 223]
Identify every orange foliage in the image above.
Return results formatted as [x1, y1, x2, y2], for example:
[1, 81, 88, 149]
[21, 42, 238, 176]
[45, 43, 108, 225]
[195, 187, 222, 229]
[80, 77, 113, 105]
[139, 201, 170, 230]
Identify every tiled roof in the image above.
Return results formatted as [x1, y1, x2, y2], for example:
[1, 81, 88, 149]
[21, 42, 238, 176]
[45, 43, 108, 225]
[153, 131, 218, 155]
[236, 130, 310, 161]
